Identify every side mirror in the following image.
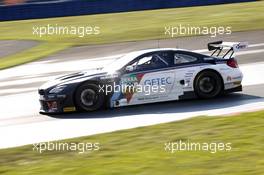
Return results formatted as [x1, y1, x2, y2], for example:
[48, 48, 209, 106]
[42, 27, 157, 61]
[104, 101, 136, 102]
[125, 65, 134, 72]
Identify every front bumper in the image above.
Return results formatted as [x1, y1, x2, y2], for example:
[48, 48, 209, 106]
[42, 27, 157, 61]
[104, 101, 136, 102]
[39, 94, 76, 114]
[224, 85, 242, 94]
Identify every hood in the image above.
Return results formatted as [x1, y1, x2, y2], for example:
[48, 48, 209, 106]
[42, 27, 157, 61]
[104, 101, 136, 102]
[39, 68, 107, 90]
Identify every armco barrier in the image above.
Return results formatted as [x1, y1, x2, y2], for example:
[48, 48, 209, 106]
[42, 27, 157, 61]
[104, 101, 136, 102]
[0, 0, 256, 21]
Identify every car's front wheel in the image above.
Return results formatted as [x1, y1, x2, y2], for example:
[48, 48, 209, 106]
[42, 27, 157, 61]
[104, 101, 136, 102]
[194, 71, 223, 99]
[75, 83, 104, 112]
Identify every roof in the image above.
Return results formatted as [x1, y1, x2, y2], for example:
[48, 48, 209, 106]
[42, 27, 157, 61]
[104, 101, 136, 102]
[127, 48, 188, 56]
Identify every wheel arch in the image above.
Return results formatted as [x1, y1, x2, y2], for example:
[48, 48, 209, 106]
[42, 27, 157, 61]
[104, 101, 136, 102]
[193, 68, 224, 91]
[72, 80, 101, 109]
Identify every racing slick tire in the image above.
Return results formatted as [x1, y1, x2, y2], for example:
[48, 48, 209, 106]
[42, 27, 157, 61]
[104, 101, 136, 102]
[75, 83, 105, 112]
[194, 70, 223, 99]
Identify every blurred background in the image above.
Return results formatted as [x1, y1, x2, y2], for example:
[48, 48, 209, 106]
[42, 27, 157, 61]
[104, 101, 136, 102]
[0, 0, 68, 6]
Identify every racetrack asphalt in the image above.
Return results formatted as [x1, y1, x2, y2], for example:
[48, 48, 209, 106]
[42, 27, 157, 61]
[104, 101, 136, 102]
[0, 30, 264, 148]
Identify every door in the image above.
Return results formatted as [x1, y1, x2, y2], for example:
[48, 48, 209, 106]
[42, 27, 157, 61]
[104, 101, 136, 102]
[118, 51, 177, 106]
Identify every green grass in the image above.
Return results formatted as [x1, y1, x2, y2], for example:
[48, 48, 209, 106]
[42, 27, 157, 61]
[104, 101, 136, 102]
[0, 110, 264, 175]
[0, 1, 264, 69]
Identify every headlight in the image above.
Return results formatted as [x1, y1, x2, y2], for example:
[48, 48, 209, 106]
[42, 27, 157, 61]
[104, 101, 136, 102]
[49, 85, 67, 94]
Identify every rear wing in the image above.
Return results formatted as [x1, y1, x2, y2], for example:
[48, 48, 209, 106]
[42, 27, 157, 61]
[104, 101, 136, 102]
[208, 41, 248, 59]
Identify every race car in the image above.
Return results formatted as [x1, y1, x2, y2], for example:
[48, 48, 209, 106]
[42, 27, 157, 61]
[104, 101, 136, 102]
[38, 41, 247, 113]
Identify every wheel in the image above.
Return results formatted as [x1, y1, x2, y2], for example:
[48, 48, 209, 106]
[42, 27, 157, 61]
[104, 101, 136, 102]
[194, 71, 223, 99]
[75, 83, 104, 111]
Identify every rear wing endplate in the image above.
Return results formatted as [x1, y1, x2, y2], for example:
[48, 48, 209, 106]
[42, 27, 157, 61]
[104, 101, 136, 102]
[208, 41, 248, 59]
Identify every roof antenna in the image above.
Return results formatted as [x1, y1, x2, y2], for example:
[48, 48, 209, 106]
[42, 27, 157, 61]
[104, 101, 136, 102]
[157, 40, 160, 48]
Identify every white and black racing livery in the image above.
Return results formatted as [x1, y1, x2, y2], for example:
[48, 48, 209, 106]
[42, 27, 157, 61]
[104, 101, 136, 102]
[38, 41, 246, 113]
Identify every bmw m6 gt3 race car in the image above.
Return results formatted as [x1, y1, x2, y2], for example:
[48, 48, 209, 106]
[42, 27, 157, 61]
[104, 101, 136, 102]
[39, 41, 247, 113]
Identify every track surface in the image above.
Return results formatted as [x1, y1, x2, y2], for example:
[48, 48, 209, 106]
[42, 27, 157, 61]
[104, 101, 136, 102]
[0, 30, 264, 148]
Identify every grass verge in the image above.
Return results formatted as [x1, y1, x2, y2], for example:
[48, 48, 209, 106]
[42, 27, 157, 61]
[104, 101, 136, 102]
[0, 110, 263, 174]
[0, 1, 264, 69]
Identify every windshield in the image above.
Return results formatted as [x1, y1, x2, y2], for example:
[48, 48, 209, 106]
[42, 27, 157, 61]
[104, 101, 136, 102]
[103, 51, 142, 72]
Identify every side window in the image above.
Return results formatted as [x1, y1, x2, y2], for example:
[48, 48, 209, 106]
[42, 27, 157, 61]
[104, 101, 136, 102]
[135, 56, 152, 67]
[174, 53, 197, 65]
[127, 52, 169, 72]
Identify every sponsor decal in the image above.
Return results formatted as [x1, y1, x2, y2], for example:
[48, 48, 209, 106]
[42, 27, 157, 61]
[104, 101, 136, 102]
[121, 73, 144, 103]
[144, 77, 172, 86]
[63, 107, 76, 112]
[184, 72, 194, 78]
[227, 75, 242, 81]
[137, 96, 159, 101]
[220, 68, 230, 71]
[232, 76, 242, 80]
[121, 73, 172, 103]
[233, 81, 242, 85]
[235, 43, 247, 50]
[100, 74, 118, 80]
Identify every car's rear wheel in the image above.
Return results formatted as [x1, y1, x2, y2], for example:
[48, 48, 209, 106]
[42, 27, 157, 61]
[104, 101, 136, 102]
[194, 71, 223, 99]
[75, 83, 104, 111]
